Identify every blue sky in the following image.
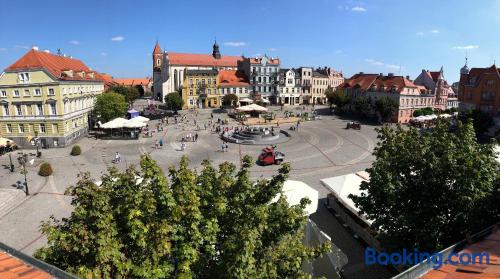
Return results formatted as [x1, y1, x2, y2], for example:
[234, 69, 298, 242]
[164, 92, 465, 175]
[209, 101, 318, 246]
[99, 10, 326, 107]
[1, 0, 500, 82]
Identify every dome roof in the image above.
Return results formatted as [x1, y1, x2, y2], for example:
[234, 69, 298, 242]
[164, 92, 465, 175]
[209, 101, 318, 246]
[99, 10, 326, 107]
[460, 64, 469, 75]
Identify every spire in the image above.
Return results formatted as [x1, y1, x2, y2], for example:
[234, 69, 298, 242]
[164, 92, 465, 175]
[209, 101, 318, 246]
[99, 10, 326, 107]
[153, 41, 162, 54]
[212, 38, 221, 59]
[460, 53, 469, 75]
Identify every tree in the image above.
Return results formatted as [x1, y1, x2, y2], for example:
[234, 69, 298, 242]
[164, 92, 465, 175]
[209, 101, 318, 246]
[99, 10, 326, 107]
[94, 92, 127, 122]
[350, 119, 499, 253]
[325, 88, 349, 112]
[459, 109, 494, 135]
[354, 96, 371, 117]
[375, 96, 399, 123]
[164, 92, 184, 112]
[108, 85, 140, 105]
[34, 155, 329, 278]
[222, 93, 238, 108]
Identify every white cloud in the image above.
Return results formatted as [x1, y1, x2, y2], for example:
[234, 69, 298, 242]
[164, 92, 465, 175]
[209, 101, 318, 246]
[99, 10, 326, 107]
[0, 47, 7, 51]
[452, 45, 479, 50]
[224, 41, 246, 47]
[365, 58, 401, 70]
[111, 36, 124, 42]
[269, 47, 277, 51]
[352, 6, 367, 12]
[430, 29, 440, 34]
[69, 40, 80, 45]
[101, 52, 108, 56]
[416, 29, 440, 37]
[416, 32, 424, 36]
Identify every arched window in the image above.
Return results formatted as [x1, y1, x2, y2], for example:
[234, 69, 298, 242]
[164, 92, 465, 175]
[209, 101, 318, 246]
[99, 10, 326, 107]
[157, 59, 160, 66]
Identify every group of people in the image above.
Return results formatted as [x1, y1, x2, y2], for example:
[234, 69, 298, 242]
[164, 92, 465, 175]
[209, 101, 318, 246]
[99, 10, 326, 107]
[181, 133, 198, 142]
[221, 141, 229, 152]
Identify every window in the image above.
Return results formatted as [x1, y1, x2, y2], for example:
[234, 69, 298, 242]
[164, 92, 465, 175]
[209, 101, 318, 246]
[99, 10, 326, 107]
[1, 90, 6, 97]
[157, 59, 160, 66]
[19, 124, 25, 133]
[24, 89, 30, 96]
[34, 89, 41, 96]
[50, 103, 57, 115]
[189, 89, 193, 95]
[53, 124, 58, 133]
[6, 124, 12, 133]
[39, 123, 46, 133]
[208, 89, 211, 95]
[16, 105, 22, 115]
[2, 104, 9, 116]
[486, 80, 495, 86]
[37, 104, 43, 115]
[202, 79, 205, 85]
[189, 78, 193, 86]
[14, 90, 20, 97]
[48, 88, 55, 95]
[18, 72, 30, 83]
[213, 79, 216, 85]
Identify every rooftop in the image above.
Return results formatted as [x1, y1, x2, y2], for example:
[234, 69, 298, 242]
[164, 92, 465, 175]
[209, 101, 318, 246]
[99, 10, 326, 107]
[113, 77, 151, 86]
[168, 52, 242, 67]
[218, 70, 249, 87]
[341, 73, 418, 93]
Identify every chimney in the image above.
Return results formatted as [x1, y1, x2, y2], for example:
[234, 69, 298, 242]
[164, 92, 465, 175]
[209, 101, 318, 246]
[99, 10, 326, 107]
[379, 73, 383, 76]
[388, 73, 394, 77]
[32, 46, 39, 51]
[359, 72, 364, 74]
[405, 75, 410, 80]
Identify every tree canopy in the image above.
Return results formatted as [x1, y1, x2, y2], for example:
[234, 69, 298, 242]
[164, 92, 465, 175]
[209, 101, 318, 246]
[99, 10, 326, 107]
[325, 88, 349, 112]
[374, 96, 399, 122]
[353, 96, 371, 117]
[222, 93, 238, 108]
[164, 92, 184, 111]
[35, 155, 330, 278]
[108, 85, 140, 105]
[350, 119, 499, 253]
[459, 109, 494, 135]
[94, 92, 128, 122]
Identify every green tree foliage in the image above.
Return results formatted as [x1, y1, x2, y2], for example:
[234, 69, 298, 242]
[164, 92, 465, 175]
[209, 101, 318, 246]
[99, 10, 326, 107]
[413, 107, 434, 117]
[35, 155, 329, 278]
[350, 119, 500, 253]
[325, 88, 349, 112]
[38, 162, 53, 176]
[108, 85, 140, 105]
[164, 92, 184, 112]
[70, 145, 81, 156]
[222, 93, 238, 108]
[354, 96, 371, 117]
[459, 109, 494, 135]
[94, 92, 127, 122]
[375, 96, 399, 122]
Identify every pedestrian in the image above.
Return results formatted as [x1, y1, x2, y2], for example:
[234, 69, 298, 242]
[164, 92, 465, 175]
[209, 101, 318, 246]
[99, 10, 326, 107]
[159, 139, 164, 148]
[195, 133, 198, 142]
[181, 142, 186, 151]
[115, 152, 121, 163]
[221, 142, 225, 152]
[211, 113, 214, 119]
[155, 140, 159, 149]
[224, 142, 228, 152]
[204, 123, 207, 130]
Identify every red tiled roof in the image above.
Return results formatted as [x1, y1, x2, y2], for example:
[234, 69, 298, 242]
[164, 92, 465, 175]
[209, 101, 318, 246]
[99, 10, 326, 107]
[249, 57, 280, 65]
[421, 227, 500, 279]
[153, 42, 162, 54]
[114, 78, 151, 86]
[218, 70, 249, 87]
[0, 251, 53, 278]
[341, 73, 417, 92]
[168, 52, 242, 67]
[5, 49, 102, 82]
[459, 65, 500, 87]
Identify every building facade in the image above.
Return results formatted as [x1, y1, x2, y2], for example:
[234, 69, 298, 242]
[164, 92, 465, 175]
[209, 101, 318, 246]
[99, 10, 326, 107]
[0, 48, 104, 148]
[182, 69, 219, 109]
[153, 41, 242, 102]
[218, 70, 251, 101]
[414, 67, 454, 111]
[239, 55, 280, 103]
[340, 73, 435, 123]
[311, 71, 329, 104]
[458, 62, 500, 117]
[297, 67, 313, 104]
[278, 69, 302, 105]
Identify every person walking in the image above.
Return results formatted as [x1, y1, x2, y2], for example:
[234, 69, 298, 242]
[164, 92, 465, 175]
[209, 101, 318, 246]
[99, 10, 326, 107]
[115, 152, 121, 163]
[181, 142, 186, 151]
[195, 133, 198, 142]
[159, 139, 164, 148]
[221, 142, 225, 152]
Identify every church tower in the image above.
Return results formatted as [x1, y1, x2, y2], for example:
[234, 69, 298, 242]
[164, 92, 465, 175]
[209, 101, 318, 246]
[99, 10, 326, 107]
[152, 41, 163, 100]
[212, 40, 221, 59]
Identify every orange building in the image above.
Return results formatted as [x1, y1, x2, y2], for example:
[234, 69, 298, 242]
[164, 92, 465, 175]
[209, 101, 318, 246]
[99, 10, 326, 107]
[458, 63, 500, 117]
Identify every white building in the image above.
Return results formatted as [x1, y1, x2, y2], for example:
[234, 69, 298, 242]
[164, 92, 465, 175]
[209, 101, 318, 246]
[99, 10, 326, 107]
[278, 69, 302, 105]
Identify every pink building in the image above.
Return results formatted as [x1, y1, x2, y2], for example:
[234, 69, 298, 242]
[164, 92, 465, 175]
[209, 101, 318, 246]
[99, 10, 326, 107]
[414, 67, 454, 111]
[340, 73, 436, 123]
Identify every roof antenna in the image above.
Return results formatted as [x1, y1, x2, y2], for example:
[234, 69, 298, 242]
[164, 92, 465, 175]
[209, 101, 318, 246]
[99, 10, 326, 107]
[57, 48, 62, 56]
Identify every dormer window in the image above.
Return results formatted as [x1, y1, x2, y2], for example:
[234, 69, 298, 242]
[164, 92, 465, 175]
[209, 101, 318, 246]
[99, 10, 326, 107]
[18, 72, 30, 84]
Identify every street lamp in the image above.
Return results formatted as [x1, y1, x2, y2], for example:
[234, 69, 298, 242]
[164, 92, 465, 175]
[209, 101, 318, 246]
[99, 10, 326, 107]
[17, 153, 29, 196]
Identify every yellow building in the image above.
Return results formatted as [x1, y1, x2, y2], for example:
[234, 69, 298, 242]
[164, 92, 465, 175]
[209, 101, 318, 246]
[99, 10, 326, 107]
[0, 48, 104, 147]
[182, 69, 220, 109]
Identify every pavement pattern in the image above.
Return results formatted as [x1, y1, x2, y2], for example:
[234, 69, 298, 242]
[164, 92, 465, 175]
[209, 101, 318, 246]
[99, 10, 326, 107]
[0, 105, 394, 279]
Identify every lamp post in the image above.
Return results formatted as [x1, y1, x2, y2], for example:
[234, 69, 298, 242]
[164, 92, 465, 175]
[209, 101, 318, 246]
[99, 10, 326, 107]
[17, 154, 29, 196]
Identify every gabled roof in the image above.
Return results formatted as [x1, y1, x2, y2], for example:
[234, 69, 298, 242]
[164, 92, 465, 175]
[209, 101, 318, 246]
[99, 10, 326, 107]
[153, 42, 162, 54]
[312, 71, 328, 78]
[5, 49, 102, 82]
[218, 70, 249, 87]
[168, 52, 242, 67]
[114, 78, 151, 86]
[460, 65, 500, 87]
[341, 73, 418, 93]
[248, 56, 280, 65]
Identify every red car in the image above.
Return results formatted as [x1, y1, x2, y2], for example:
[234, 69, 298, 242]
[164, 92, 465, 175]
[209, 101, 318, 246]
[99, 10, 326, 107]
[258, 147, 285, 165]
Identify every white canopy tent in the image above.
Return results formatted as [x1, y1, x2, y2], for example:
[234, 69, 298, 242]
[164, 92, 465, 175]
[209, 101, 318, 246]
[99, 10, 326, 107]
[133, 116, 150, 122]
[123, 118, 147, 128]
[100, 118, 129, 129]
[239, 98, 253, 103]
[271, 180, 319, 216]
[320, 171, 372, 224]
[260, 98, 270, 103]
[236, 104, 268, 112]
